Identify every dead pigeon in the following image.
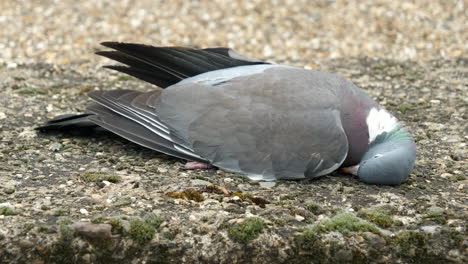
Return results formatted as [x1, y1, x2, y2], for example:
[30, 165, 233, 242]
[37, 42, 416, 185]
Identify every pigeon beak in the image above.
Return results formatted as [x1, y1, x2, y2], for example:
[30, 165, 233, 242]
[342, 165, 360, 176]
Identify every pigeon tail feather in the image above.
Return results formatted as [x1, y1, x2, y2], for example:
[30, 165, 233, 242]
[35, 113, 98, 131]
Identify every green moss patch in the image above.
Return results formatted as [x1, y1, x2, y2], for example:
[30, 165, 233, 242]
[108, 218, 125, 235]
[80, 171, 121, 183]
[304, 203, 323, 215]
[0, 206, 18, 216]
[228, 217, 265, 243]
[3, 188, 15, 195]
[391, 231, 429, 256]
[16, 87, 48, 95]
[128, 219, 156, 244]
[397, 104, 414, 115]
[114, 198, 132, 207]
[127, 214, 164, 244]
[422, 208, 449, 224]
[144, 214, 164, 229]
[162, 229, 179, 240]
[357, 207, 400, 228]
[57, 219, 75, 242]
[47, 220, 77, 263]
[52, 208, 69, 216]
[117, 75, 132, 81]
[295, 213, 382, 261]
[302, 212, 381, 238]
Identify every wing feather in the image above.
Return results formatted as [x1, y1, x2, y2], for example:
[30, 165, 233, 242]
[87, 90, 202, 159]
[87, 104, 205, 162]
[97, 42, 269, 88]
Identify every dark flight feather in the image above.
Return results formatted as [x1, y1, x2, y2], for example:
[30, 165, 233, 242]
[97, 42, 268, 88]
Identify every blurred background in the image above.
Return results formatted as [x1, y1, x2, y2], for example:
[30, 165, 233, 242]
[1, 0, 466, 68]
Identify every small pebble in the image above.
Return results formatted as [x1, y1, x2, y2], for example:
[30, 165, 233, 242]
[190, 179, 211, 186]
[259, 181, 276, 188]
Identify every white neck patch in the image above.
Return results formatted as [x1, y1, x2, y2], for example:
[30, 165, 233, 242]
[366, 107, 399, 143]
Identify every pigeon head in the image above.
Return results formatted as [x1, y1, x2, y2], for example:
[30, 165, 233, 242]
[343, 108, 416, 185]
[357, 130, 416, 184]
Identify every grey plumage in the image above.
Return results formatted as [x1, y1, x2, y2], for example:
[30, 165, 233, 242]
[37, 42, 417, 185]
[155, 66, 351, 180]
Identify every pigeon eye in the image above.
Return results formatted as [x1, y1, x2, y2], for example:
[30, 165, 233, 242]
[373, 154, 383, 158]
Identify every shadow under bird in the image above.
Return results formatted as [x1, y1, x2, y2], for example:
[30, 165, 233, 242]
[37, 42, 416, 185]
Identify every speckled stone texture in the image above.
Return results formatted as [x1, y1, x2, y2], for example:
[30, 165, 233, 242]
[0, 1, 466, 263]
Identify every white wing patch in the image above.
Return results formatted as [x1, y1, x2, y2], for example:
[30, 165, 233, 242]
[366, 107, 399, 143]
[177, 64, 281, 86]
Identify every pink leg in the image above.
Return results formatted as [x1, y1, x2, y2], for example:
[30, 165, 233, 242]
[342, 165, 360, 175]
[184, 161, 213, 170]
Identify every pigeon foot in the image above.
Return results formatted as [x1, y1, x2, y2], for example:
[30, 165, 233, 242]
[184, 161, 213, 170]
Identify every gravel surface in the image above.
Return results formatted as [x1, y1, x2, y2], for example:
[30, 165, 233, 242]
[1, 0, 466, 66]
[1, 0, 467, 263]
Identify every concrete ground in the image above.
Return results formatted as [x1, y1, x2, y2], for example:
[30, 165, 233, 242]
[0, 1, 466, 263]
